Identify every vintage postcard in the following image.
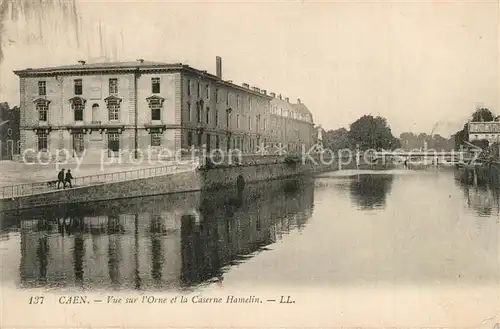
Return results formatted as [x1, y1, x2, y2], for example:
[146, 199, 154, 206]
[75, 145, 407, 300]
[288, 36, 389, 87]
[0, 0, 499, 328]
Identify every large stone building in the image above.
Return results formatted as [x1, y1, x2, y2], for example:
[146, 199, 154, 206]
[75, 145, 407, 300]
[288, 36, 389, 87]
[14, 57, 315, 162]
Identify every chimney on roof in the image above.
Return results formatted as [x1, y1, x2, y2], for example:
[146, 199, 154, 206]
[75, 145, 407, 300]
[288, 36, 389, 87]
[270, 92, 276, 98]
[262, 89, 267, 95]
[252, 87, 260, 92]
[136, 58, 144, 64]
[242, 83, 249, 88]
[285, 97, 289, 103]
[297, 98, 301, 104]
[78, 60, 86, 65]
[216, 56, 222, 79]
[226, 80, 233, 84]
[278, 94, 282, 100]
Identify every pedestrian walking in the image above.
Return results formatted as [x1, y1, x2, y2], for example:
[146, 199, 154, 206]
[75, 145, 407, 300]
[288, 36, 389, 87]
[65, 169, 73, 188]
[57, 169, 65, 189]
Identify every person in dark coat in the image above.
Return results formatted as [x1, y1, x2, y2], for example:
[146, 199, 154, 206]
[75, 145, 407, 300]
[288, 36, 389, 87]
[57, 169, 65, 189]
[65, 169, 73, 188]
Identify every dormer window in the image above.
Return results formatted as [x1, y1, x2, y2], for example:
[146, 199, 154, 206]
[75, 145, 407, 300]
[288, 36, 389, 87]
[146, 95, 165, 121]
[69, 97, 86, 122]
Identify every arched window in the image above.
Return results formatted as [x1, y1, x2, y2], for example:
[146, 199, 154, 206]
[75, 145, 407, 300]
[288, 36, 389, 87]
[92, 103, 100, 123]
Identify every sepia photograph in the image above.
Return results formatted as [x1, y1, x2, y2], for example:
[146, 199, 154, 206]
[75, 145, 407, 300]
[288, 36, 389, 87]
[0, 0, 499, 327]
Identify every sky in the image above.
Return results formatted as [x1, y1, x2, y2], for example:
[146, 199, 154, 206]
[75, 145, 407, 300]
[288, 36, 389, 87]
[0, 0, 498, 137]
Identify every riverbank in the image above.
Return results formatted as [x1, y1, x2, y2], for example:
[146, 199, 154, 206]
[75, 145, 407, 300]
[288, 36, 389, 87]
[0, 160, 175, 187]
[0, 154, 406, 211]
[454, 162, 500, 187]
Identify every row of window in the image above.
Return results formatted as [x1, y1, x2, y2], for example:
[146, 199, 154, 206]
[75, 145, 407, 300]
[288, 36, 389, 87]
[187, 80, 265, 111]
[469, 123, 500, 133]
[185, 132, 303, 152]
[37, 77, 161, 96]
[270, 105, 311, 122]
[37, 79, 308, 122]
[36, 130, 304, 153]
[471, 133, 500, 140]
[186, 132, 262, 152]
[36, 99, 161, 122]
[36, 132, 163, 152]
[186, 102, 267, 131]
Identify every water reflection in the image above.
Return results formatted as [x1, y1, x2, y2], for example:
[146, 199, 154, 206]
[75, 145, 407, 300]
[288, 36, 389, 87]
[6, 178, 314, 290]
[349, 174, 394, 210]
[455, 180, 500, 218]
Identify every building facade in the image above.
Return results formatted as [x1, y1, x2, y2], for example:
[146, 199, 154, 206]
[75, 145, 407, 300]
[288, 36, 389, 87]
[0, 103, 20, 160]
[468, 121, 500, 144]
[14, 57, 315, 162]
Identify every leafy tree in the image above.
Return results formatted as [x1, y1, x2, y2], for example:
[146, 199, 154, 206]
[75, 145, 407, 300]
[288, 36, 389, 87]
[471, 108, 495, 122]
[471, 139, 489, 150]
[454, 123, 469, 150]
[453, 108, 497, 150]
[323, 128, 350, 150]
[348, 115, 400, 150]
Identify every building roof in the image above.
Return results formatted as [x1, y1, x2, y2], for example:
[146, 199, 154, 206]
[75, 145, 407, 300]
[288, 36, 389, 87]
[269, 97, 312, 114]
[15, 60, 170, 73]
[292, 102, 312, 116]
[270, 97, 295, 109]
[13, 60, 272, 99]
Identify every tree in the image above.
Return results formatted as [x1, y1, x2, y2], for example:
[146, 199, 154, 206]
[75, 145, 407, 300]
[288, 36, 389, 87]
[323, 128, 350, 150]
[348, 115, 400, 150]
[454, 123, 469, 150]
[471, 108, 495, 122]
[453, 108, 497, 150]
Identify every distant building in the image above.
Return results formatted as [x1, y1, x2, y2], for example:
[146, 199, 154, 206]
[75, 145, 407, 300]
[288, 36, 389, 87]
[14, 57, 315, 162]
[312, 125, 325, 148]
[0, 103, 20, 160]
[268, 94, 314, 152]
[468, 121, 500, 144]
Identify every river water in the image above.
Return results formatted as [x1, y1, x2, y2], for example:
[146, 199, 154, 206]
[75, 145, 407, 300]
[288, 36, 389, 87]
[1, 168, 498, 291]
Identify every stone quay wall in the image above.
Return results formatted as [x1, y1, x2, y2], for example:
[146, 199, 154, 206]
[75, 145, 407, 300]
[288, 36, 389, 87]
[1, 155, 342, 211]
